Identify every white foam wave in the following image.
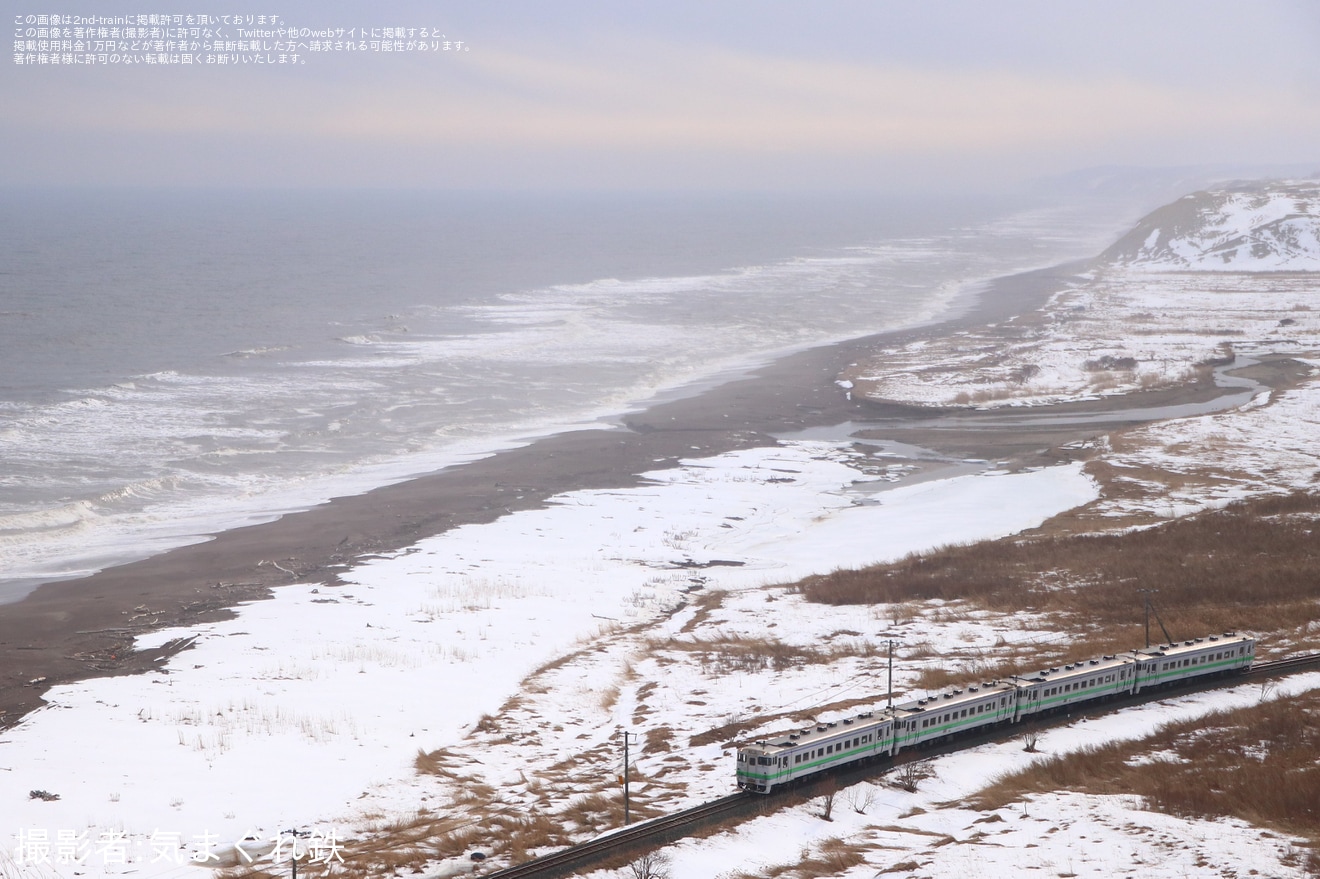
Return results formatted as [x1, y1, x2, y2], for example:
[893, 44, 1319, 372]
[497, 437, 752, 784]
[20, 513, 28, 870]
[0, 500, 97, 537]
[223, 345, 292, 358]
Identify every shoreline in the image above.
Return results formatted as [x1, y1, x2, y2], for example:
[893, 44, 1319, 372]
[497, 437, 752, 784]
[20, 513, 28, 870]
[0, 257, 1180, 731]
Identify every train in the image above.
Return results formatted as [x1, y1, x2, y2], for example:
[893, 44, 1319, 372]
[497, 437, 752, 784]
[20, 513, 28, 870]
[736, 632, 1254, 793]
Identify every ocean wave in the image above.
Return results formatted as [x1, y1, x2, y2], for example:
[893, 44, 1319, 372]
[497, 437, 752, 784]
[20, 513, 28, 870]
[0, 500, 97, 537]
[223, 345, 292, 358]
[0, 195, 1132, 601]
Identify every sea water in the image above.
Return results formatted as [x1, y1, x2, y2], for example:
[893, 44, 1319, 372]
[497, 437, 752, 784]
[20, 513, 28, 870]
[0, 187, 1141, 601]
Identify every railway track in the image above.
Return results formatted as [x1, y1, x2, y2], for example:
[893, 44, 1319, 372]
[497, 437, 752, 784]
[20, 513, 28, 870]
[478, 653, 1320, 879]
[480, 794, 752, 879]
[1246, 653, 1320, 678]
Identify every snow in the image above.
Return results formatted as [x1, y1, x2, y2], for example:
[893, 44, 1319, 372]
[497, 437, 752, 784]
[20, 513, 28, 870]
[1113, 181, 1320, 272]
[4, 181, 1320, 879]
[588, 673, 1320, 879]
[0, 444, 1097, 877]
[848, 270, 1319, 413]
[848, 181, 1320, 414]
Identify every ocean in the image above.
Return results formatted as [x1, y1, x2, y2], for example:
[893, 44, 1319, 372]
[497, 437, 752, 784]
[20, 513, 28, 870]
[0, 188, 1139, 601]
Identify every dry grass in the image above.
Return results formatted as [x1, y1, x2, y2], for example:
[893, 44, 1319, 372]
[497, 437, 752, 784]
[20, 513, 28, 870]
[650, 633, 873, 674]
[716, 837, 869, 879]
[377, 734, 673, 877]
[969, 689, 1320, 872]
[676, 586, 726, 633]
[798, 492, 1320, 663]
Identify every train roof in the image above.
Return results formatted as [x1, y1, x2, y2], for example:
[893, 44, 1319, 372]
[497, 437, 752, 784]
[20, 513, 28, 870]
[892, 678, 1018, 718]
[1012, 652, 1132, 686]
[1133, 631, 1252, 660]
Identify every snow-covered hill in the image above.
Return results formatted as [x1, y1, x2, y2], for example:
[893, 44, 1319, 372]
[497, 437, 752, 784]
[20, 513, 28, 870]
[1101, 180, 1320, 271]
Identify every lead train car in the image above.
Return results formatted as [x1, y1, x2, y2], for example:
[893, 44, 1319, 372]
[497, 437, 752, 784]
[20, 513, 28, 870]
[737, 633, 1254, 794]
[736, 711, 893, 793]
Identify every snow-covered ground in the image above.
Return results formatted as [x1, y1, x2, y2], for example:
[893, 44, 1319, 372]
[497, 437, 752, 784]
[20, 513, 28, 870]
[1086, 367, 1320, 520]
[585, 672, 1320, 879]
[845, 180, 1320, 521]
[846, 269, 1319, 413]
[1104, 182, 1320, 272]
[0, 444, 1099, 877]
[5, 182, 1320, 879]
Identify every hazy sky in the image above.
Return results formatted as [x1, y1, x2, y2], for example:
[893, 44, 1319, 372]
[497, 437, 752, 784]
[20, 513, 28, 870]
[5, 1, 1320, 190]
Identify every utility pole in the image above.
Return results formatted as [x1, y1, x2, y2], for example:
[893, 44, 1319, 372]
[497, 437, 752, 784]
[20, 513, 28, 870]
[620, 730, 640, 826]
[887, 640, 897, 710]
[281, 829, 307, 879]
[1136, 589, 1158, 648]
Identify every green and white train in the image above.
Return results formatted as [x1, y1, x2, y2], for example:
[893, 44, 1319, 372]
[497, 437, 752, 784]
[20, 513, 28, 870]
[736, 633, 1254, 793]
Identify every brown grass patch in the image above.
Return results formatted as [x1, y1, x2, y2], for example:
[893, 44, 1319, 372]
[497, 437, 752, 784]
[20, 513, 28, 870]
[970, 689, 1320, 868]
[651, 633, 873, 675]
[716, 836, 870, 879]
[680, 588, 725, 633]
[798, 492, 1320, 666]
[645, 725, 675, 754]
